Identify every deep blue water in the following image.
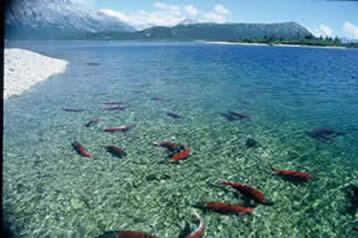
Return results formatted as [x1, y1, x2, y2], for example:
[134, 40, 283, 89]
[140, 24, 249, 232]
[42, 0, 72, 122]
[3, 41, 358, 237]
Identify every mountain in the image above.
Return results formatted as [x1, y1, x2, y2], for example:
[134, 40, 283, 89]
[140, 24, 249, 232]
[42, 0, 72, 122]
[5, 0, 135, 40]
[135, 22, 313, 41]
[178, 18, 198, 26]
[5, 2, 314, 42]
[88, 22, 314, 41]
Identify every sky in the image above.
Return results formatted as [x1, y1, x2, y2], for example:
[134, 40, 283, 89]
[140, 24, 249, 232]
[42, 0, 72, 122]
[83, 0, 358, 38]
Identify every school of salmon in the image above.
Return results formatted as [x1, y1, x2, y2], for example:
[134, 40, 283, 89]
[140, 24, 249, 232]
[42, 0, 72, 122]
[64, 100, 355, 238]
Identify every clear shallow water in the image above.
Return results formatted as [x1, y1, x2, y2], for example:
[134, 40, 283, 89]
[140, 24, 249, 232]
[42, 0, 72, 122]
[3, 41, 358, 237]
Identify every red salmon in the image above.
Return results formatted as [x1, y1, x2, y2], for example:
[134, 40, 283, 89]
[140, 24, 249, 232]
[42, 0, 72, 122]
[71, 141, 91, 157]
[170, 147, 192, 162]
[104, 106, 127, 111]
[204, 201, 254, 214]
[117, 230, 159, 238]
[184, 211, 205, 238]
[221, 180, 273, 205]
[272, 167, 312, 181]
[103, 125, 134, 133]
[105, 145, 127, 158]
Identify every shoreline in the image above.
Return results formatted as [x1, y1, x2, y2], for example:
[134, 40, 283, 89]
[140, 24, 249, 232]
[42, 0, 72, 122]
[4, 48, 68, 100]
[204, 41, 347, 49]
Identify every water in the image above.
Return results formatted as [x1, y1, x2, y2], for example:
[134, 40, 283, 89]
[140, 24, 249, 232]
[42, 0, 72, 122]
[3, 41, 358, 237]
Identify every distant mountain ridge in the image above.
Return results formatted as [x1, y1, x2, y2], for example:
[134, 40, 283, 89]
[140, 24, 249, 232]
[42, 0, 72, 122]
[178, 18, 199, 26]
[5, 1, 314, 41]
[87, 22, 314, 41]
[5, 0, 135, 39]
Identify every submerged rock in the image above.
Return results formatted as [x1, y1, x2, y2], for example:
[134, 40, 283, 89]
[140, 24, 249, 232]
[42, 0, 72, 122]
[246, 138, 258, 148]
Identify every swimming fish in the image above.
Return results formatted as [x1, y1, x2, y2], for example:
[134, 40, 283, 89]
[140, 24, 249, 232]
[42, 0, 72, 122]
[246, 138, 258, 148]
[306, 127, 344, 141]
[220, 112, 238, 121]
[151, 96, 166, 101]
[170, 147, 192, 162]
[347, 185, 358, 215]
[228, 111, 250, 119]
[271, 167, 312, 181]
[153, 141, 185, 153]
[103, 125, 135, 133]
[104, 106, 127, 111]
[105, 145, 127, 158]
[63, 108, 84, 112]
[85, 118, 100, 127]
[71, 141, 91, 157]
[87, 62, 100, 66]
[201, 201, 255, 214]
[184, 211, 205, 238]
[167, 112, 182, 119]
[221, 180, 273, 205]
[103, 101, 127, 105]
[97, 230, 159, 238]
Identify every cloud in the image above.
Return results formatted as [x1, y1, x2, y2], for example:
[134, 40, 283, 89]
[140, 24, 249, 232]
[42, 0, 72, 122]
[98, 2, 231, 30]
[202, 12, 227, 24]
[319, 25, 333, 37]
[98, 9, 130, 22]
[214, 4, 230, 15]
[200, 4, 231, 24]
[311, 24, 334, 37]
[184, 5, 198, 17]
[154, 2, 180, 12]
[343, 21, 358, 39]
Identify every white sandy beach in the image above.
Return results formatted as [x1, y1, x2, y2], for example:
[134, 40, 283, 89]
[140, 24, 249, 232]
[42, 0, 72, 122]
[205, 41, 347, 49]
[4, 48, 68, 99]
[205, 41, 269, 46]
[273, 43, 346, 49]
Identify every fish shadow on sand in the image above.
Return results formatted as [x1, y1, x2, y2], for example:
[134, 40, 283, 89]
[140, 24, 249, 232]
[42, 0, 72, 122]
[166, 111, 182, 119]
[95, 231, 118, 238]
[87, 62, 100, 66]
[207, 183, 259, 208]
[221, 111, 250, 121]
[106, 149, 125, 159]
[220, 112, 239, 121]
[305, 127, 356, 142]
[177, 222, 193, 238]
[345, 185, 358, 216]
[273, 175, 310, 185]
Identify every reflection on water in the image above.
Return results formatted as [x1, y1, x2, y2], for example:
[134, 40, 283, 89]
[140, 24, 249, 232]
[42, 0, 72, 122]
[3, 41, 358, 237]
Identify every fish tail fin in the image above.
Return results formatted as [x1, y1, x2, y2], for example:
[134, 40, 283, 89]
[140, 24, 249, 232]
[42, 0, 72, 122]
[217, 178, 229, 185]
[71, 141, 79, 147]
[262, 199, 274, 206]
[192, 202, 207, 210]
[216, 179, 234, 188]
[192, 209, 202, 221]
[270, 165, 277, 172]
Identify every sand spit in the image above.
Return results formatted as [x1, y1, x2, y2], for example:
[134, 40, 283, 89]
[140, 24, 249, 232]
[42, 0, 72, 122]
[205, 41, 347, 49]
[4, 48, 68, 99]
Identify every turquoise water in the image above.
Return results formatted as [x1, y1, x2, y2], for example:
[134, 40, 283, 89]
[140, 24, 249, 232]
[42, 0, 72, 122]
[3, 41, 358, 237]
